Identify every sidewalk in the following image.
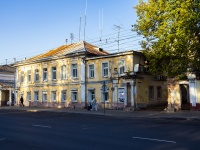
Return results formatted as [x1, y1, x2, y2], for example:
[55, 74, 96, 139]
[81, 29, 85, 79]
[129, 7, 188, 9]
[0, 106, 200, 121]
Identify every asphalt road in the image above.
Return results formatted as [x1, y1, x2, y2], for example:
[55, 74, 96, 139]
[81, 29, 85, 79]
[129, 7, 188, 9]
[0, 109, 199, 150]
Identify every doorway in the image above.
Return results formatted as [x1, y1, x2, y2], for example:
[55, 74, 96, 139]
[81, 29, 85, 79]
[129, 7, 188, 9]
[127, 83, 131, 107]
[180, 84, 190, 110]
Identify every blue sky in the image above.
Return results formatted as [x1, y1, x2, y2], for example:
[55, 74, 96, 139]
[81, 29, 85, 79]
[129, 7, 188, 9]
[0, 0, 141, 64]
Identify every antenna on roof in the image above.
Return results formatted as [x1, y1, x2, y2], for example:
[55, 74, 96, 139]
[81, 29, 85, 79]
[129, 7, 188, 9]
[79, 10, 82, 41]
[113, 25, 121, 53]
[70, 33, 74, 44]
[5, 59, 7, 65]
[99, 8, 103, 41]
[66, 39, 68, 45]
[84, 0, 87, 41]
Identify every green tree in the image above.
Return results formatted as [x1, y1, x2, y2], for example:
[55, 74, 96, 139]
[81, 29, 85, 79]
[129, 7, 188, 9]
[134, 0, 200, 77]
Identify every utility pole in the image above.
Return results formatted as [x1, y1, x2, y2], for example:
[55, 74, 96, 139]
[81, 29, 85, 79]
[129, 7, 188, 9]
[113, 25, 121, 53]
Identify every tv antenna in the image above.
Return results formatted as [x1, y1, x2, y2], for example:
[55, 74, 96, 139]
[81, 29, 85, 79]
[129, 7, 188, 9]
[70, 33, 74, 44]
[113, 25, 121, 53]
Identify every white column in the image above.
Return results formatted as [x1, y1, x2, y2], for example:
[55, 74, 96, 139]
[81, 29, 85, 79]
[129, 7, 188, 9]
[80, 61, 85, 103]
[189, 79, 197, 107]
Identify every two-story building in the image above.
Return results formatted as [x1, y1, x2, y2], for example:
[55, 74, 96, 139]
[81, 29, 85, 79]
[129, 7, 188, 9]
[14, 41, 108, 107]
[86, 51, 168, 109]
[14, 41, 168, 109]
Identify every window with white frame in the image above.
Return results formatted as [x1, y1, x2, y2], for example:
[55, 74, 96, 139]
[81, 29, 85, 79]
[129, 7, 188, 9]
[71, 90, 77, 102]
[43, 68, 48, 81]
[52, 67, 57, 80]
[61, 65, 67, 79]
[42, 91, 47, 102]
[34, 91, 39, 101]
[20, 71, 24, 83]
[88, 90, 95, 102]
[157, 86, 162, 99]
[101, 85, 108, 102]
[149, 86, 154, 100]
[35, 69, 39, 82]
[27, 92, 31, 101]
[27, 70, 31, 82]
[51, 91, 56, 102]
[118, 59, 125, 74]
[61, 90, 67, 102]
[71, 64, 78, 78]
[88, 64, 94, 78]
[102, 62, 108, 77]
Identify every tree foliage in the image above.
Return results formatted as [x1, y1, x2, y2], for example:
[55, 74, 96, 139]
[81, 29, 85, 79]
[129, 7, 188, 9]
[134, 0, 200, 77]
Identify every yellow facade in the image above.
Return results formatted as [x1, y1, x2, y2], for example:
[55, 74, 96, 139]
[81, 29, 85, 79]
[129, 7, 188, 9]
[15, 41, 168, 109]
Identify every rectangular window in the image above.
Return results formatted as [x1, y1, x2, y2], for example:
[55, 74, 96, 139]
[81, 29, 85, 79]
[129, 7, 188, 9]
[61, 65, 67, 79]
[43, 68, 48, 81]
[89, 90, 95, 102]
[34, 91, 39, 101]
[157, 86, 162, 99]
[27, 92, 31, 101]
[102, 62, 108, 77]
[71, 64, 78, 78]
[71, 90, 77, 102]
[61, 90, 67, 102]
[89, 64, 94, 78]
[27, 70, 31, 82]
[35, 69, 39, 82]
[118, 60, 125, 74]
[149, 86, 154, 99]
[52, 67, 57, 80]
[51, 91, 56, 102]
[20, 71, 24, 83]
[42, 91, 47, 102]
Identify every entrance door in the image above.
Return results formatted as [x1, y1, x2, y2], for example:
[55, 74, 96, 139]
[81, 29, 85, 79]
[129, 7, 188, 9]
[127, 83, 131, 107]
[180, 84, 190, 110]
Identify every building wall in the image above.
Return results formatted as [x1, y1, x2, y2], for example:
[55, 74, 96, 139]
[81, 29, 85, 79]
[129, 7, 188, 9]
[167, 80, 182, 110]
[16, 57, 85, 108]
[16, 52, 168, 109]
[136, 75, 168, 108]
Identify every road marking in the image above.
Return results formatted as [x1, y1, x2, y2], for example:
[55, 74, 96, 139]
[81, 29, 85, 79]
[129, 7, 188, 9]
[0, 138, 6, 141]
[132, 136, 176, 143]
[32, 124, 51, 128]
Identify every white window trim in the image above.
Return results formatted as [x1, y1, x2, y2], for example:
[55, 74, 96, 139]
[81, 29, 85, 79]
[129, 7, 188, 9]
[61, 65, 67, 80]
[35, 69, 39, 82]
[61, 90, 67, 102]
[71, 90, 78, 102]
[43, 68, 48, 81]
[102, 62, 109, 77]
[42, 91, 47, 102]
[21, 71, 24, 83]
[27, 91, 31, 101]
[52, 66, 57, 80]
[34, 91, 39, 101]
[88, 64, 95, 78]
[27, 70, 31, 82]
[51, 91, 57, 102]
[71, 64, 78, 78]
[118, 59, 126, 75]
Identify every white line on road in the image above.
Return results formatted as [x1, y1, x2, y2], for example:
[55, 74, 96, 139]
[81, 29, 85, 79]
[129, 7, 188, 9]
[0, 138, 6, 141]
[32, 124, 51, 128]
[132, 136, 176, 143]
